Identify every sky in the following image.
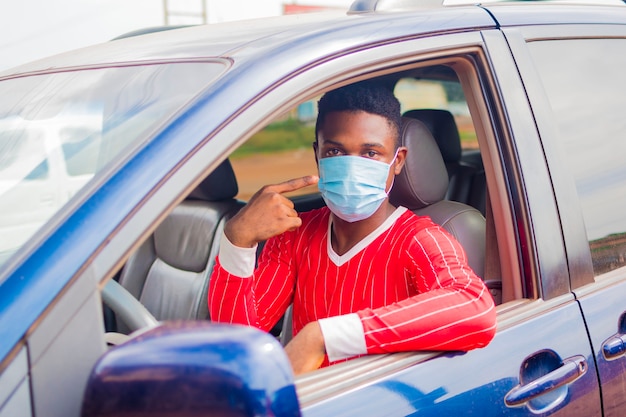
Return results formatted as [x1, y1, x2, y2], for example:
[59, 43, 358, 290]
[0, 0, 352, 72]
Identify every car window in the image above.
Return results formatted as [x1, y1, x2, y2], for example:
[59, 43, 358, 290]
[230, 105, 319, 200]
[0, 62, 226, 268]
[528, 38, 626, 277]
[232, 75, 480, 202]
[229, 63, 494, 302]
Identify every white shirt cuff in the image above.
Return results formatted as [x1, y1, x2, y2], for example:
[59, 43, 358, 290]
[318, 313, 367, 362]
[218, 231, 257, 278]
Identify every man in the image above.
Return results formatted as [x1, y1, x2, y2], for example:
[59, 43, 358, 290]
[209, 82, 496, 375]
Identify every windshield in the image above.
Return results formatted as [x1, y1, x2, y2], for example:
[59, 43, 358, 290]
[0, 62, 226, 268]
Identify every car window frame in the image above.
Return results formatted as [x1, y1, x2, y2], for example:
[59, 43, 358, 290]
[481, 28, 576, 301]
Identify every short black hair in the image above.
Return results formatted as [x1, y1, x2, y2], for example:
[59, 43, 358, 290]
[315, 81, 402, 147]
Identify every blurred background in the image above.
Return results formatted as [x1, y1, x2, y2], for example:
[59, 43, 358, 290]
[0, 0, 352, 72]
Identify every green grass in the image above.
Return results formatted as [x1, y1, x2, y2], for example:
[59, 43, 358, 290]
[231, 118, 315, 159]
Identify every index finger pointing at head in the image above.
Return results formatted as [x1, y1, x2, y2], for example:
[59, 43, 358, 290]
[269, 175, 319, 194]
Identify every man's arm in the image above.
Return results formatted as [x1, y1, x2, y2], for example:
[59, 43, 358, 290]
[358, 225, 496, 354]
[282, 223, 496, 374]
[209, 229, 299, 331]
[208, 176, 318, 331]
[312, 224, 496, 364]
[224, 176, 318, 248]
[284, 321, 326, 375]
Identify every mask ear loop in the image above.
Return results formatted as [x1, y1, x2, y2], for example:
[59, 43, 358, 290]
[384, 148, 401, 194]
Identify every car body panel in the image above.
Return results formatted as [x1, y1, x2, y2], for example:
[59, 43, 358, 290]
[501, 26, 596, 292]
[576, 276, 626, 417]
[479, 28, 569, 300]
[0, 347, 31, 417]
[301, 298, 600, 416]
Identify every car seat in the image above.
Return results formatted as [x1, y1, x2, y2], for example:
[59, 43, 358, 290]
[389, 117, 486, 279]
[115, 159, 244, 332]
[403, 109, 486, 215]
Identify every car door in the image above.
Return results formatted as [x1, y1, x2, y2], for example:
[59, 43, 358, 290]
[509, 23, 626, 417]
[75, 26, 602, 416]
[0, 62, 230, 417]
[210, 28, 602, 415]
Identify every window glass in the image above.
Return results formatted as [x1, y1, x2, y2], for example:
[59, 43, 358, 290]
[0, 127, 48, 180]
[528, 38, 626, 276]
[0, 62, 226, 268]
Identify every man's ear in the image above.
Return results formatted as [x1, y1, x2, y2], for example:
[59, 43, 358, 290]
[393, 146, 408, 175]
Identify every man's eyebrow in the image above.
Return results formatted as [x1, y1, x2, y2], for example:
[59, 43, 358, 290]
[360, 142, 385, 149]
[321, 139, 385, 149]
[320, 139, 345, 147]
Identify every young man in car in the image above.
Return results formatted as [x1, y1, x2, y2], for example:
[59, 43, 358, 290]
[209, 82, 496, 375]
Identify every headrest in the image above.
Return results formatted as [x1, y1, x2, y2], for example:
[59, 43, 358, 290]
[389, 117, 449, 210]
[403, 109, 461, 163]
[188, 159, 238, 201]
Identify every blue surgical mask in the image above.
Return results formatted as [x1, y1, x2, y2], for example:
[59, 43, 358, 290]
[318, 151, 398, 222]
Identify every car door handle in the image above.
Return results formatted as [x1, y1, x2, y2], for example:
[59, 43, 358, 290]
[603, 335, 625, 360]
[504, 355, 587, 407]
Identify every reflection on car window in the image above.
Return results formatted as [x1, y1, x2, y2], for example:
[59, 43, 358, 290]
[0, 62, 226, 268]
[0, 127, 48, 180]
[60, 126, 101, 176]
[529, 38, 626, 276]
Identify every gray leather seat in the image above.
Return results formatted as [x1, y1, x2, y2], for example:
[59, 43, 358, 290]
[403, 109, 486, 215]
[390, 117, 486, 278]
[116, 159, 243, 331]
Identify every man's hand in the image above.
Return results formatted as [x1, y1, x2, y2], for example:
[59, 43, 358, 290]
[284, 321, 325, 375]
[224, 175, 318, 248]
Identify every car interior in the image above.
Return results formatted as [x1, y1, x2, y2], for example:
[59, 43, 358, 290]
[103, 63, 502, 347]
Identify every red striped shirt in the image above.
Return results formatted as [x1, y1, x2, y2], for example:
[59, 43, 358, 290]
[209, 207, 496, 362]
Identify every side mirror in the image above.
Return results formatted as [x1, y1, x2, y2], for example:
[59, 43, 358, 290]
[82, 322, 301, 417]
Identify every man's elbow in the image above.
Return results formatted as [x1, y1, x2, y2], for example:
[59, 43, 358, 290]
[466, 300, 498, 349]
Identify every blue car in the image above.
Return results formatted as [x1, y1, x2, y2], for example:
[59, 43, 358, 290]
[1, 1, 626, 416]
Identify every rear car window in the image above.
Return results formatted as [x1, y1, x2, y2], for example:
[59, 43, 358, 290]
[528, 38, 626, 277]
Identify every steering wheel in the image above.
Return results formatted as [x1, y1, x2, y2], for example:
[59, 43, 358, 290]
[101, 279, 159, 333]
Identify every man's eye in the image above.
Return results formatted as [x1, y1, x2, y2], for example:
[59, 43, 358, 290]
[365, 151, 377, 158]
[326, 149, 341, 156]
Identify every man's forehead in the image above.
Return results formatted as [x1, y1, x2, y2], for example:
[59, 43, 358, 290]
[319, 112, 394, 141]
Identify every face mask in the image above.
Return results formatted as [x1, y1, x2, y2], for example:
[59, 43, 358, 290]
[318, 151, 398, 222]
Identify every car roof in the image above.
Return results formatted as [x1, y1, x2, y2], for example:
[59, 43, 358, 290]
[0, 9, 489, 78]
[2, 1, 625, 80]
